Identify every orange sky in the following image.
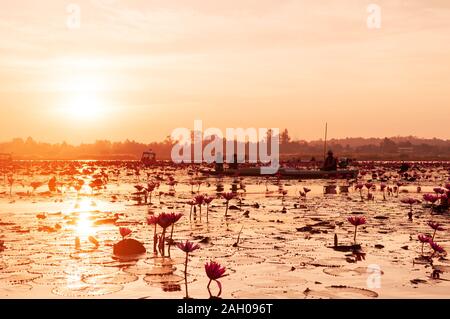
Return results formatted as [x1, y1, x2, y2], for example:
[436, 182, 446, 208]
[1, 0, 450, 144]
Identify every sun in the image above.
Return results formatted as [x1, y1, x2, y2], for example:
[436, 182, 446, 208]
[56, 72, 110, 121]
[66, 93, 105, 120]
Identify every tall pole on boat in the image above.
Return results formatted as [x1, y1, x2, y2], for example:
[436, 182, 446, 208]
[323, 122, 328, 161]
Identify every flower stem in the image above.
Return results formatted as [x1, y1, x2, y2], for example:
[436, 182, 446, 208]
[184, 252, 189, 299]
[168, 224, 174, 257]
[153, 224, 158, 255]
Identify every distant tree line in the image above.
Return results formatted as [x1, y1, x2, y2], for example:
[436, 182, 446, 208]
[1, 132, 450, 161]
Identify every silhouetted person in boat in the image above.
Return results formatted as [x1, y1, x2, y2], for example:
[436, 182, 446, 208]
[338, 158, 352, 169]
[230, 153, 239, 170]
[399, 162, 410, 173]
[322, 150, 338, 171]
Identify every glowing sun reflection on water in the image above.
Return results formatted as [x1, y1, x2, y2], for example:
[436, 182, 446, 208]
[76, 212, 94, 239]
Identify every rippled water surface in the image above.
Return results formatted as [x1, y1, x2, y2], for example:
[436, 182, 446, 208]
[0, 162, 449, 299]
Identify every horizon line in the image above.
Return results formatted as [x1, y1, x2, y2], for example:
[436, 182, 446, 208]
[2, 134, 450, 147]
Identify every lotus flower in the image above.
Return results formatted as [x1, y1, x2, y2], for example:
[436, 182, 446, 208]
[347, 216, 366, 244]
[195, 194, 205, 205]
[204, 196, 214, 222]
[222, 193, 235, 217]
[194, 195, 205, 221]
[156, 213, 175, 256]
[418, 234, 432, 256]
[177, 240, 200, 253]
[119, 227, 132, 239]
[418, 234, 431, 243]
[204, 196, 214, 205]
[157, 213, 174, 229]
[146, 182, 156, 203]
[178, 240, 201, 299]
[428, 221, 445, 241]
[401, 197, 419, 220]
[167, 212, 183, 225]
[205, 261, 227, 298]
[348, 216, 366, 227]
[401, 197, 418, 205]
[423, 193, 439, 204]
[187, 199, 196, 220]
[146, 215, 158, 225]
[355, 183, 364, 200]
[430, 241, 446, 257]
[147, 215, 159, 254]
[428, 221, 445, 231]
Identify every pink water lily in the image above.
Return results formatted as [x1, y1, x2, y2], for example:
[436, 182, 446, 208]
[429, 241, 446, 257]
[401, 197, 419, 220]
[146, 182, 156, 204]
[177, 240, 200, 253]
[178, 240, 200, 299]
[365, 182, 374, 190]
[434, 187, 445, 195]
[195, 194, 205, 205]
[423, 193, 439, 204]
[119, 227, 132, 239]
[418, 234, 432, 243]
[418, 234, 432, 256]
[156, 213, 175, 256]
[347, 216, 366, 244]
[428, 221, 445, 241]
[187, 200, 196, 220]
[401, 198, 418, 205]
[194, 194, 205, 221]
[355, 183, 364, 200]
[222, 192, 235, 217]
[157, 213, 174, 229]
[146, 215, 159, 254]
[204, 196, 214, 222]
[205, 261, 227, 298]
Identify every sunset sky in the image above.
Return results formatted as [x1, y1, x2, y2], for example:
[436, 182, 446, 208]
[1, 0, 450, 144]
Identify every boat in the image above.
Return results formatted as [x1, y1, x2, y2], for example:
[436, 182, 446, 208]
[200, 167, 358, 179]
